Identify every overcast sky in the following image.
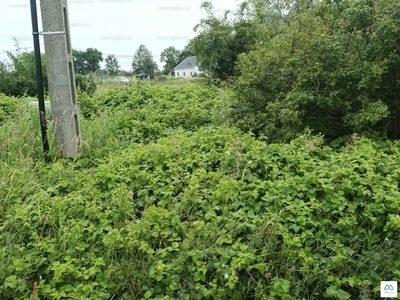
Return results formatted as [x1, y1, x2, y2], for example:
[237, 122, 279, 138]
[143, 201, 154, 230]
[0, 0, 239, 71]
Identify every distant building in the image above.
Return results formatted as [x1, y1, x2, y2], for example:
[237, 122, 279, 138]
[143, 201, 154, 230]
[174, 56, 200, 78]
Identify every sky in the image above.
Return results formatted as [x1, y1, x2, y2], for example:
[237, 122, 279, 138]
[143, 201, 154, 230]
[0, 0, 239, 71]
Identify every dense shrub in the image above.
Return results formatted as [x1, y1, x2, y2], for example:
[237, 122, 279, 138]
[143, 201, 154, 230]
[75, 73, 97, 97]
[231, 0, 400, 142]
[0, 93, 17, 124]
[0, 124, 399, 299]
[1, 81, 399, 299]
[91, 81, 229, 143]
[77, 91, 98, 119]
[0, 52, 48, 97]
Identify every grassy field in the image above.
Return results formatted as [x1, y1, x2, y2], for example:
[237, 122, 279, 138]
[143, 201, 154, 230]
[0, 81, 399, 299]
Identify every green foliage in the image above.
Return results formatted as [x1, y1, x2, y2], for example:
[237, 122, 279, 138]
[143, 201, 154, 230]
[154, 74, 168, 82]
[160, 46, 181, 75]
[3, 3, 400, 298]
[132, 44, 159, 77]
[0, 93, 17, 124]
[75, 73, 97, 97]
[190, 0, 278, 80]
[1, 82, 400, 299]
[78, 91, 97, 119]
[0, 48, 47, 97]
[73, 48, 103, 75]
[0, 95, 58, 166]
[104, 54, 120, 76]
[231, 0, 400, 142]
[89, 81, 228, 143]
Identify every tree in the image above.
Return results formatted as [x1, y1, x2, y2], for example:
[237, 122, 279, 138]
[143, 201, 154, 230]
[105, 54, 120, 76]
[231, 0, 400, 142]
[131, 44, 158, 77]
[189, 0, 271, 80]
[0, 43, 48, 97]
[73, 48, 103, 74]
[72, 49, 86, 74]
[160, 46, 181, 75]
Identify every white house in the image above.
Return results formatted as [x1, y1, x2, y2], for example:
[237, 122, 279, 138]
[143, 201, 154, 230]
[174, 56, 200, 77]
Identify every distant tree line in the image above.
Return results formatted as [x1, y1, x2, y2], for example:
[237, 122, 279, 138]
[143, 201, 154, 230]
[0, 41, 193, 97]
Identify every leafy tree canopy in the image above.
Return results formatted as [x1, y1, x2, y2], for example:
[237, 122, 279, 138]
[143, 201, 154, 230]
[131, 44, 159, 77]
[231, 0, 400, 141]
[104, 54, 120, 76]
[73, 48, 103, 75]
[0, 38, 47, 97]
[160, 46, 181, 75]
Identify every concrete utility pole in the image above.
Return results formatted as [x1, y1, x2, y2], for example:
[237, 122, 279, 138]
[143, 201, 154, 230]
[39, 0, 81, 158]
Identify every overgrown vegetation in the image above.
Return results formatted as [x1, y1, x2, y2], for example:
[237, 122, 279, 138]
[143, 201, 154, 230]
[0, 46, 97, 98]
[1, 0, 400, 298]
[75, 73, 97, 97]
[0, 40, 47, 98]
[0, 81, 399, 299]
[192, 0, 400, 142]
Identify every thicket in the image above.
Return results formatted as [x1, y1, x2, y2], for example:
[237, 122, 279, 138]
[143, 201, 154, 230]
[1, 1, 400, 297]
[0, 44, 97, 98]
[75, 74, 97, 97]
[77, 81, 228, 144]
[238, 0, 400, 142]
[0, 50, 48, 98]
[192, 0, 400, 142]
[0, 93, 17, 124]
[0, 82, 399, 299]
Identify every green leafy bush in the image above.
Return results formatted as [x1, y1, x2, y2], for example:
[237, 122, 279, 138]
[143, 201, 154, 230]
[231, 0, 400, 142]
[78, 91, 98, 119]
[1, 122, 399, 299]
[1, 81, 400, 299]
[0, 93, 17, 124]
[0, 50, 48, 97]
[75, 73, 97, 97]
[91, 81, 228, 143]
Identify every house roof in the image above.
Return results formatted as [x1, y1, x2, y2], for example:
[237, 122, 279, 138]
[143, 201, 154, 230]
[174, 56, 197, 70]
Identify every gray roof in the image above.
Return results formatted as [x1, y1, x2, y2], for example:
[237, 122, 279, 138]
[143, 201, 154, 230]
[174, 56, 197, 70]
